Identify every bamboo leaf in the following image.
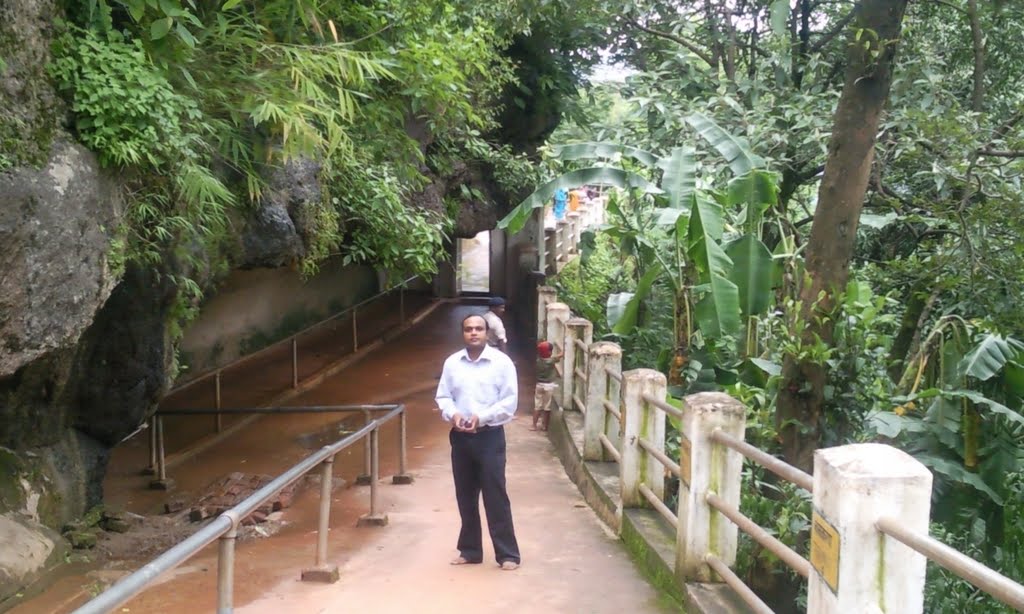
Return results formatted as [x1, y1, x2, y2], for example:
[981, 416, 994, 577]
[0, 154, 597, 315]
[498, 168, 662, 235]
[685, 112, 764, 176]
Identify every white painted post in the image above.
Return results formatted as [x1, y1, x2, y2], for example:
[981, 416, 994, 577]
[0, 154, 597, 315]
[556, 220, 569, 265]
[577, 204, 590, 230]
[584, 342, 622, 461]
[619, 369, 667, 508]
[545, 302, 570, 410]
[536, 286, 557, 341]
[807, 444, 932, 614]
[562, 317, 593, 412]
[567, 212, 581, 254]
[675, 392, 746, 583]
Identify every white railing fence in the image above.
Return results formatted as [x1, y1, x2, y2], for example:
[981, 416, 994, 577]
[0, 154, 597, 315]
[534, 283, 1024, 614]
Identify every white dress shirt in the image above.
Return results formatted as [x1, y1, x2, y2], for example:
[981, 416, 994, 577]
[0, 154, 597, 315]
[482, 310, 507, 347]
[436, 344, 518, 427]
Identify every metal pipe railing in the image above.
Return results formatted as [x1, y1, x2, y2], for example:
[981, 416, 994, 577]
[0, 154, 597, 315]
[711, 429, 813, 492]
[169, 275, 421, 395]
[877, 517, 1024, 612]
[574, 338, 588, 351]
[641, 392, 685, 420]
[573, 394, 586, 413]
[599, 433, 621, 463]
[638, 437, 680, 478]
[605, 367, 622, 383]
[707, 492, 811, 579]
[601, 398, 621, 421]
[705, 553, 774, 614]
[639, 483, 677, 529]
[75, 405, 405, 614]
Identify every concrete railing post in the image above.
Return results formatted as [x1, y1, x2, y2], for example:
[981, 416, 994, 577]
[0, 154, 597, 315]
[544, 228, 557, 275]
[556, 220, 569, 265]
[577, 204, 590, 230]
[545, 302, 570, 410]
[562, 318, 593, 412]
[536, 286, 558, 341]
[675, 392, 746, 583]
[619, 369, 667, 508]
[584, 342, 622, 461]
[807, 444, 932, 614]
[567, 212, 581, 254]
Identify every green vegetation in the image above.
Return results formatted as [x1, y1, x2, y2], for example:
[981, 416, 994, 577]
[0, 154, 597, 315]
[517, 0, 1024, 610]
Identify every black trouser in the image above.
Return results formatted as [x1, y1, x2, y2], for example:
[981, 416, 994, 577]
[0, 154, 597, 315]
[450, 426, 520, 564]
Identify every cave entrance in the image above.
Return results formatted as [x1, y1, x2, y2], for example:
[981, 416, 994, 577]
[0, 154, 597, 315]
[457, 230, 490, 295]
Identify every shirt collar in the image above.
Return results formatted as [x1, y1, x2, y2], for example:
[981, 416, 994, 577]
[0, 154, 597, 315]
[459, 344, 498, 363]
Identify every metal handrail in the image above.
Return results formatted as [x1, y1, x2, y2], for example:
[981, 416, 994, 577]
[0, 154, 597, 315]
[876, 517, 1024, 612]
[149, 405, 409, 487]
[171, 275, 421, 394]
[76, 405, 406, 614]
[705, 554, 774, 614]
[639, 483, 677, 529]
[605, 367, 622, 383]
[641, 392, 685, 420]
[710, 429, 813, 492]
[602, 398, 621, 421]
[574, 367, 586, 381]
[574, 338, 588, 351]
[706, 492, 811, 578]
[573, 394, 586, 413]
[638, 437, 680, 478]
[599, 433, 621, 462]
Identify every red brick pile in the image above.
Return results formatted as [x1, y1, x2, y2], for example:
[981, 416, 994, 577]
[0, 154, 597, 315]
[181, 472, 299, 525]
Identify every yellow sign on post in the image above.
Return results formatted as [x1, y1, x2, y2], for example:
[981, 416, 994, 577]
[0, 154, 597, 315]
[810, 511, 840, 593]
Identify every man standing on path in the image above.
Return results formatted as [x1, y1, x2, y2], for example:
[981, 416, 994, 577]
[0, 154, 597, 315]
[435, 313, 521, 570]
[482, 296, 508, 353]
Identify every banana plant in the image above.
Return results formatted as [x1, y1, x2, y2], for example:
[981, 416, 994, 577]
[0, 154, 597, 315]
[872, 319, 1024, 506]
[498, 113, 783, 389]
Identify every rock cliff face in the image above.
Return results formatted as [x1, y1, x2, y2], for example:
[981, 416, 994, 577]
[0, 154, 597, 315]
[0, 140, 123, 377]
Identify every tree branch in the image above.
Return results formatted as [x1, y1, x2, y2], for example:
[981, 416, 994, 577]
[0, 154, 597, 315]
[809, 7, 858, 54]
[977, 149, 1024, 158]
[622, 16, 716, 68]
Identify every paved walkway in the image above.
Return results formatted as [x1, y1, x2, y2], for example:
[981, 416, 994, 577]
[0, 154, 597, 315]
[239, 302, 670, 614]
[15, 302, 671, 613]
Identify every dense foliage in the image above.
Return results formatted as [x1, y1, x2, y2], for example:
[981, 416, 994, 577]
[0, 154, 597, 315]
[518, 0, 1024, 610]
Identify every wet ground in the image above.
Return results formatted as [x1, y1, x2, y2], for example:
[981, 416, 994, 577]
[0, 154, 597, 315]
[13, 302, 670, 614]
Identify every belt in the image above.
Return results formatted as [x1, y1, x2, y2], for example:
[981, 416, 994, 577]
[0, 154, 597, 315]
[453, 423, 504, 434]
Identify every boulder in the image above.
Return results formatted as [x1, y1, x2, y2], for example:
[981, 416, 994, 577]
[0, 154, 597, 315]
[239, 158, 322, 268]
[0, 514, 65, 602]
[0, 139, 122, 377]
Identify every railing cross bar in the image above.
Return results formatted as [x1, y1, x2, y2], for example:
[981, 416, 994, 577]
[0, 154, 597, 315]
[711, 429, 813, 492]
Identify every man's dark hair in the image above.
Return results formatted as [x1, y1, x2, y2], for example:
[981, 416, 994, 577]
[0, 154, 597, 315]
[462, 313, 488, 330]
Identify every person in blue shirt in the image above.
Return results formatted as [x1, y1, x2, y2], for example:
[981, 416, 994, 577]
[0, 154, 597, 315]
[553, 187, 568, 221]
[435, 313, 521, 570]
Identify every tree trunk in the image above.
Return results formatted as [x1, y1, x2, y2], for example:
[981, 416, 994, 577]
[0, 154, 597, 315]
[776, 0, 910, 470]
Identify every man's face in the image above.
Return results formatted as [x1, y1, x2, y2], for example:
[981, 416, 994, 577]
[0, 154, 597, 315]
[463, 316, 487, 349]
[492, 305, 506, 316]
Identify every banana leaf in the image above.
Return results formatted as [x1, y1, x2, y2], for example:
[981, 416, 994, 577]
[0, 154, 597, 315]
[609, 264, 663, 335]
[658, 146, 696, 209]
[725, 234, 773, 317]
[956, 334, 1024, 382]
[552, 142, 660, 167]
[694, 274, 741, 338]
[685, 112, 765, 176]
[727, 170, 778, 233]
[497, 167, 662, 235]
[688, 197, 730, 278]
